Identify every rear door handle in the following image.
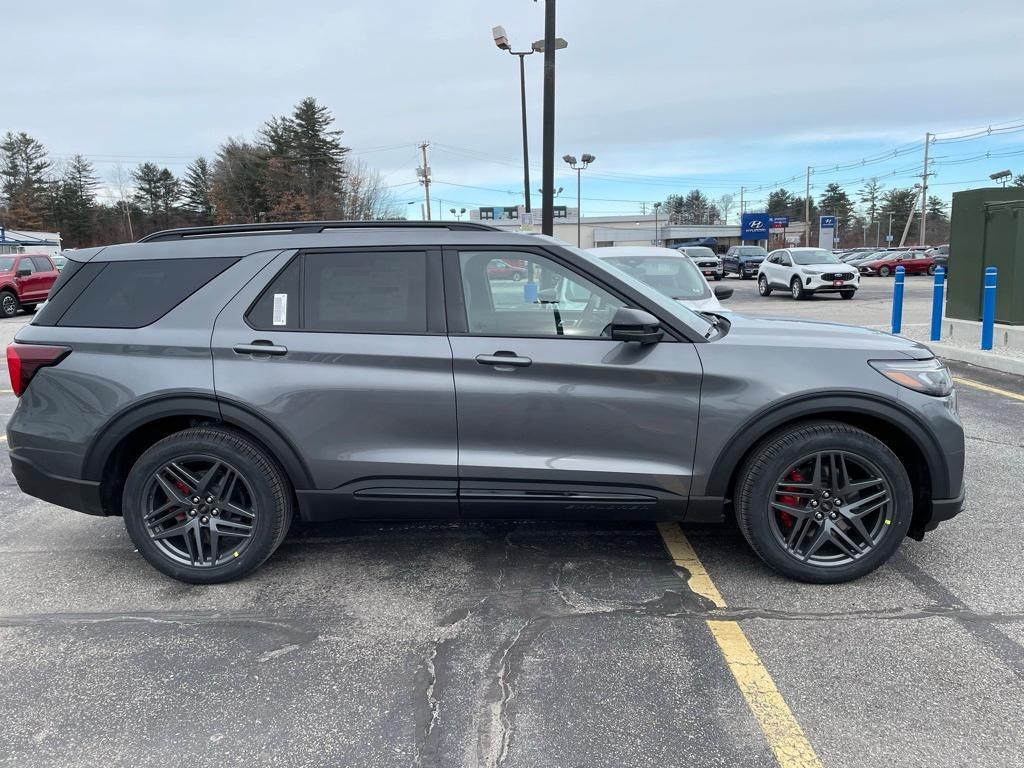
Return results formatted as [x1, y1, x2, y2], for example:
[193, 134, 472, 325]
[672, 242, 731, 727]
[233, 342, 288, 357]
[475, 351, 532, 368]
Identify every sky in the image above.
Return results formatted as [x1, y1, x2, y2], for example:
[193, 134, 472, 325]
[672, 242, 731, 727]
[4, 0, 1024, 220]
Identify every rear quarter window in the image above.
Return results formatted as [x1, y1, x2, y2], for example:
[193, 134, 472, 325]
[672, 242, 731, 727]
[45, 257, 238, 329]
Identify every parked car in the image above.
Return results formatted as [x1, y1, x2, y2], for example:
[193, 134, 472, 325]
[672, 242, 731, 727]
[0, 254, 60, 317]
[722, 245, 768, 279]
[678, 246, 724, 281]
[583, 246, 732, 313]
[757, 247, 860, 300]
[926, 244, 949, 273]
[52, 254, 68, 271]
[7, 221, 963, 584]
[487, 258, 527, 281]
[858, 250, 937, 277]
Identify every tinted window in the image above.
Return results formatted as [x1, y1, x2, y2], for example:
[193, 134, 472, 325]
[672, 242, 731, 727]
[17, 258, 36, 274]
[0, 257, 15, 272]
[247, 257, 300, 330]
[459, 250, 624, 338]
[304, 251, 428, 334]
[57, 257, 237, 328]
[602, 256, 710, 300]
[792, 249, 840, 265]
[31, 257, 52, 272]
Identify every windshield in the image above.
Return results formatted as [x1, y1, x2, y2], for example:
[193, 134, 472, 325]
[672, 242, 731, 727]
[736, 247, 767, 257]
[0, 257, 15, 272]
[683, 247, 717, 260]
[601, 256, 711, 300]
[792, 249, 841, 265]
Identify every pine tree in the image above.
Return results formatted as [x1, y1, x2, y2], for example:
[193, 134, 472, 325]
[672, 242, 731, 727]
[817, 183, 855, 231]
[926, 196, 948, 221]
[858, 178, 884, 222]
[183, 157, 214, 223]
[55, 154, 98, 246]
[881, 188, 920, 243]
[157, 168, 180, 227]
[132, 162, 164, 218]
[0, 131, 52, 229]
[210, 138, 269, 223]
[767, 189, 795, 217]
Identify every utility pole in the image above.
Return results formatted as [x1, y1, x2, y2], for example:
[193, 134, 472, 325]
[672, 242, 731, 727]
[804, 166, 811, 246]
[417, 142, 432, 221]
[739, 187, 744, 220]
[899, 186, 923, 247]
[919, 132, 931, 246]
[541, 0, 557, 236]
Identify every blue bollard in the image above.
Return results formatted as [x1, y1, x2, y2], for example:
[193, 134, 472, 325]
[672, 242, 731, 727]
[981, 266, 997, 350]
[891, 265, 906, 334]
[523, 281, 538, 303]
[930, 266, 946, 341]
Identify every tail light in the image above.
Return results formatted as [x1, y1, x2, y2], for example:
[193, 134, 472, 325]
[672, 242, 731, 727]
[6, 343, 71, 396]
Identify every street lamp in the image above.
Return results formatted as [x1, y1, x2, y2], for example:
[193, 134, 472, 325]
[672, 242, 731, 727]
[493, 26, 536, 222]
[653, 202, 662, 246]
[449, 207, 466, 221]
[990, 169, 1012, 187]
[563, 153, 595, 247]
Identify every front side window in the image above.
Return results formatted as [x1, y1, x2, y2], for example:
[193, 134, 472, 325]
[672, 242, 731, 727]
[459, 251, 624, 338]
[17, 258, 36, 275]
[792, 249, 840, 265]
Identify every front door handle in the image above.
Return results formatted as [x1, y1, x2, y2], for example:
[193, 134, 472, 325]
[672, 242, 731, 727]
[475, 351, 532, 368]
[233, 341, 288, 357]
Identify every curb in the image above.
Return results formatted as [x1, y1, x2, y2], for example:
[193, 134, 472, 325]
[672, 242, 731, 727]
[926, 342, 1024, 377]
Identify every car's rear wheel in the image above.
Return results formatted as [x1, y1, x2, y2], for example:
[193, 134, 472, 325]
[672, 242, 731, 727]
[513, 272, 522, 282]
[21, 303, 36, 313]
[123, 426, 293, 583]
[735, 421, 912, 583]
[927, 264, 937, 276]
[0, 291, 20, 318]
[840, 290, 855, 300]
[757, 275, 772, 296]
[879, 266, 891, 277]
[790, 277, 806, 300]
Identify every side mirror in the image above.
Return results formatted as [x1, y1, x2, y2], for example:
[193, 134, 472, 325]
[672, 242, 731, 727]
[713, 285, 734, 301]
[608, 307, 664, 345]
[15, 268, 31, 277]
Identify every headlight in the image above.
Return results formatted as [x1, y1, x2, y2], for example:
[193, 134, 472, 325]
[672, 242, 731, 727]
[869, 358, 953, 397]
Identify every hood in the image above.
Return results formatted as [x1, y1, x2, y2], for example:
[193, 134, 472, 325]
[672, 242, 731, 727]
[715, 313, 934, 359]
[678, 295, 723, 313]
[740, 255, 764, 263]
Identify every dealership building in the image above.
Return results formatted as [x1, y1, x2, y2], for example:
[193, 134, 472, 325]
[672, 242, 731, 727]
[468, 205, 807, 251]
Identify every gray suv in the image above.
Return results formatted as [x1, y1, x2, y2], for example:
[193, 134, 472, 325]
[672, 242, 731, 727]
[6, 222, 965, 584]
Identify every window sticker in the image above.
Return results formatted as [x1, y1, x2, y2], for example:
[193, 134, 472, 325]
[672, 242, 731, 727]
[273, 293, 288, 326]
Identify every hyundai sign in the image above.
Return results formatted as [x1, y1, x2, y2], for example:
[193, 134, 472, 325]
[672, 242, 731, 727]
[769, 216, 789, 229]
[741, 213, 771, 240]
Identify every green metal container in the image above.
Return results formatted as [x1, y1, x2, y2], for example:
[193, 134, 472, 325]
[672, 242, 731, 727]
[947, 188, 1024, 324]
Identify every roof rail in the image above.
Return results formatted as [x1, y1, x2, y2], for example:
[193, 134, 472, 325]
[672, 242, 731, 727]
[137, 220, 500, 243]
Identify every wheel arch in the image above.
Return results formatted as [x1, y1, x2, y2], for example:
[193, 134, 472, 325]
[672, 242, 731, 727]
[705, 393, 950, 537]
[84, 394, 313, 516]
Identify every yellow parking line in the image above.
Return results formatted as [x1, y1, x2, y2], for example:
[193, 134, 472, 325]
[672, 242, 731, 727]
[953, 376, 1024, 403]
[657, 522, 823, 768]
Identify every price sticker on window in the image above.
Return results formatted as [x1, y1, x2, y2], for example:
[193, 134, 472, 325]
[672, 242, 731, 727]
[273, 293, 288, 326]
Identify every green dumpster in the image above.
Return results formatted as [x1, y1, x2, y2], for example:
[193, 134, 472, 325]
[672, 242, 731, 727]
[947, 188, 1024, 325]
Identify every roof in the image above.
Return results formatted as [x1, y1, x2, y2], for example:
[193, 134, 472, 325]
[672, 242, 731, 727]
[67, 226, 548, 263]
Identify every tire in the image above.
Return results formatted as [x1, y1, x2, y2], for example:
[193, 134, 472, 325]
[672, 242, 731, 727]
[734, 421, 913, 583]
[714, 274, 723, 281]
[879, 266, 891, 277]
[21, 303, 36, 313]
[757, 275, 772, 296]
[0, 291, 20, 318]
[790, 277, 806, 300]
[840, 290, 855, 300]
[123, 426, 293, 584]
[512, 273, 522, 282]
[927, 264, 937, 276]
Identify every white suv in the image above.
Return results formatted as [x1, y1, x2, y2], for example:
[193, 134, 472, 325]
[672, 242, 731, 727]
[758, 247, 860, 300]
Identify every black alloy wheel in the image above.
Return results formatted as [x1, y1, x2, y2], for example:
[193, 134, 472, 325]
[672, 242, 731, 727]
[0, 291, 19, 318]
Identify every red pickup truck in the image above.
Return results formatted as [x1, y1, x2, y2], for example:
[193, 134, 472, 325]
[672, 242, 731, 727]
[0, 254, 60, 317]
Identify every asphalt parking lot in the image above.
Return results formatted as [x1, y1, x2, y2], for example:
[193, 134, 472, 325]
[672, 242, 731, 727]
[1, 285, 1022, 768]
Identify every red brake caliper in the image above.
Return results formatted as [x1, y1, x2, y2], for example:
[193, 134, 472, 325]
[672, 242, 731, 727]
[173, 479, 191, 523]
[777, 469, 806, 530]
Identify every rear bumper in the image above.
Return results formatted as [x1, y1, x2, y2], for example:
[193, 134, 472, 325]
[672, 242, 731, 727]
[10, 452, 105, 516]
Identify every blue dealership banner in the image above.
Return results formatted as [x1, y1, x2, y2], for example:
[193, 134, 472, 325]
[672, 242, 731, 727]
[741, 213, 771, 240]
[769, 215, 789, 228]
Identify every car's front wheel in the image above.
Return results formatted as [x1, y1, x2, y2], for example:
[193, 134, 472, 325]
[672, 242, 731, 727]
[0, 290, 20, 318]
[734, 421, 913, 583]
[879, 265, 891, 277]
[840, 290, 855, 300]
[123, 426, 293, 584]
[758, 275, 772, 296]
[790, 277, 806, 300]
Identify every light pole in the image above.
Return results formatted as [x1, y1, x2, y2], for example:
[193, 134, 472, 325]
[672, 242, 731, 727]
[653, 202, 662, 246]
[449, 207, 466, 221]
[563, 153, 594, 247]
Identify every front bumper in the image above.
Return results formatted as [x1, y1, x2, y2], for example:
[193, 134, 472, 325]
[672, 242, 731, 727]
[803, 274, 859, 292]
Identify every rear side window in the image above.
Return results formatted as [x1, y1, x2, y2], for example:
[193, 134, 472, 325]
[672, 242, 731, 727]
[305, 251, 427, 333]
[247, 257, 301, 330]
[53, 257, 237, 329]
[31, 257, 52, 272]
